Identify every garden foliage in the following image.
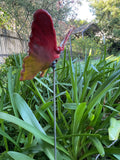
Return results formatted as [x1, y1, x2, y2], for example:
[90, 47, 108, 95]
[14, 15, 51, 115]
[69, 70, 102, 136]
[0, 50, 120, 159]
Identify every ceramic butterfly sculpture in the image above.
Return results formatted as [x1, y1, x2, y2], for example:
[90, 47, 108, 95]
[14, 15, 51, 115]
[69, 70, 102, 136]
[20, 9, 73, 81]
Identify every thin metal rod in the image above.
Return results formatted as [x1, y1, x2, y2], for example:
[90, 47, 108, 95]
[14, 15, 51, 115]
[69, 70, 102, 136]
[52, 61, 57, 160]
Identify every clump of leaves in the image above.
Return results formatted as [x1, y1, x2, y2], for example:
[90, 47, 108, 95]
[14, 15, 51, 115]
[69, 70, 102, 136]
[0, 51, 120, 159]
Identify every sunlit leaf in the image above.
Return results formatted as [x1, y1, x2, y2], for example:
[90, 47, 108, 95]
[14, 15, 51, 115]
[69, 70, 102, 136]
[108, 118, 120, 140]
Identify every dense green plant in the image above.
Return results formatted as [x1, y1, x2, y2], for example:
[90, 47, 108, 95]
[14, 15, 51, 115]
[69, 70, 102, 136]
[0, 51, 120, 159]
[71, 36, 101, 59]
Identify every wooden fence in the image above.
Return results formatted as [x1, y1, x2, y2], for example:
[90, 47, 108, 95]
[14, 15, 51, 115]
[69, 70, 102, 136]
[0, 28, 27, 63]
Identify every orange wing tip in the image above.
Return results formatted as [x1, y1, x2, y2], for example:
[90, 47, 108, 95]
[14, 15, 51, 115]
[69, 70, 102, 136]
[40, 69, 48, 77]
[19, 64, 25, 81]
[20, 69, 48, 81]
[19, 55, 38, 81]
[19, 54, 51, 81]
[19, 75, 23, 81]
[19, 70, 37, 81]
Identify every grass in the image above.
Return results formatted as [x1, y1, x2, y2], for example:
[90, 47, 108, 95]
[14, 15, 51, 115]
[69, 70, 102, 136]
[0, 51, 120, 159]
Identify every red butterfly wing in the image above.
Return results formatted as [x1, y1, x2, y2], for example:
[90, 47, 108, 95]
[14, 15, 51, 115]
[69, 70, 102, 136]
[20, 9, 61, 81]
[20, 9, 74, 81]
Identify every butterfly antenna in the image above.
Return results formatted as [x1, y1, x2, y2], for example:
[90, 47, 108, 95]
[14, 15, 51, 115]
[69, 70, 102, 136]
[52, 60, 57, 160]
[60, 28, 74, 49]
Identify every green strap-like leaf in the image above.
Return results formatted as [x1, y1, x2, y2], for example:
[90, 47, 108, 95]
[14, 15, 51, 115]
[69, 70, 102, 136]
[90, 137, 105, 157]
[0, 112, 69, 155]
[8, 151, 35, 160]
[13, 93, 46, 134]
[0, 128, 20, 149]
